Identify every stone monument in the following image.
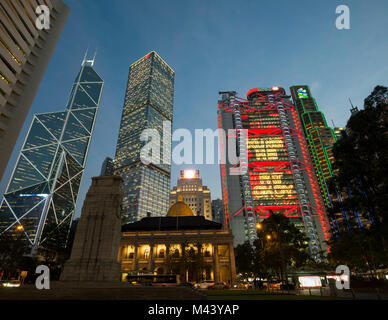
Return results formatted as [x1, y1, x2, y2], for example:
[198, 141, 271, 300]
[60, 175, 123, 283]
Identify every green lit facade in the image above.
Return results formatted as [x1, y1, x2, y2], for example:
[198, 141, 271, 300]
[114, 51, 174, 223]
[290, 86, 374, 232]
[290, 85, 337, 209]
[0, 59, 103, 249]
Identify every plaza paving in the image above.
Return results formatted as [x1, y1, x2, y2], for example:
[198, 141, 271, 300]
[0, 285, 386, 300]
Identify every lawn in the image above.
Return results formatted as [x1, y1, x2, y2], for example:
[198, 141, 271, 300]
[204, 289, 350, 300]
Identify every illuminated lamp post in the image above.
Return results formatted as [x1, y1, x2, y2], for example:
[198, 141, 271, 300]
[255, 223, 272, 249]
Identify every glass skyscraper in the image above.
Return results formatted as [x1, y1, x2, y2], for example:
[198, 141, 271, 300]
[0, 56, 103, 251]
[114, 51, 174, 223]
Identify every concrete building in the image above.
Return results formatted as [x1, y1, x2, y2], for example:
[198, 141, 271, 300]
[100, 157, 114, 176]
[120, 201, 236, 284]
[170, 170, 212, 220]
[0, 0, 70, 180]
[211, 199, 224, 227]
[333, 127, 346, 140]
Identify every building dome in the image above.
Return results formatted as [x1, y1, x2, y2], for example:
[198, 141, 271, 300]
[166, 201, 193, 217]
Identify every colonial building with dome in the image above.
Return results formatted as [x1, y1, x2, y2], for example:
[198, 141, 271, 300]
[119, 201, 236, 284]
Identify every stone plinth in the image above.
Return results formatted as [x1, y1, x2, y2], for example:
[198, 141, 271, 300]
[60, 176, 123, 282]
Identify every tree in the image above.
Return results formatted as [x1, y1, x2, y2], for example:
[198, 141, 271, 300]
[327, 226, 387, 277]
[164, 241, 209, 283]
[235, 214, 312, 283]
[0, 230, 29, 279]
[328, 85, 388, 254]
[38, 219, 77, 280]
[235, 241, 254, 278]
[257, 213, 310, 283]
[186, 243, 207, 282]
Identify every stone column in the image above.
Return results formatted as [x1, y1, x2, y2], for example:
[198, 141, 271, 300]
[60, 176, 123, 282]
[229, 243, 237, 284]
[196, 242, 203, 281]
[213, 243, 220, 282]
[165, 243, 170, 274]
[117, 245, 123, 261]
[149, 244, 155, 273]
[134, 243, 139, 272]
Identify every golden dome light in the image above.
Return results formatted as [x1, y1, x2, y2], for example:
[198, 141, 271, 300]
[166, 201, 194, 217]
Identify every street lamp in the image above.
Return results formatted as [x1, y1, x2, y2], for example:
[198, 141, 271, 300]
[16, 225, 23, 231]
[266, 234, 271, 240]
[256, 223, 262, 230]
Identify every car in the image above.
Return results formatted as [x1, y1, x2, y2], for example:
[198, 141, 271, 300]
[280, 283, 295, 290]
[212, 282, 229, 289]
[2, 280, 21, 288]
[179, 282, 194, 288]
[269, 281, 283, 288]
[194, 280, 215, 289]
[232, 283, 249, 289]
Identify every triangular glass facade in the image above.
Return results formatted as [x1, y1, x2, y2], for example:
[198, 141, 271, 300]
[0, 63, 103, 249]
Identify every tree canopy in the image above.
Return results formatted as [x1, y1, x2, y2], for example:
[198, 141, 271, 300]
[235, 213, 314, 282]
[327, 85, 388, 273]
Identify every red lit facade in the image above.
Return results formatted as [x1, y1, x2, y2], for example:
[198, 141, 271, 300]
[218, 88, 330, 260]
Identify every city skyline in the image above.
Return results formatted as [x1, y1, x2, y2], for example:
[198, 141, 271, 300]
[1, 0, 388, 220]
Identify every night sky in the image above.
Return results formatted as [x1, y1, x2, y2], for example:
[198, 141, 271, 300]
[1, 0, 387, 218]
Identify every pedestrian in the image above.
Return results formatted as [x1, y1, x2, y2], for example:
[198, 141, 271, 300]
[328, 278, 337, 297]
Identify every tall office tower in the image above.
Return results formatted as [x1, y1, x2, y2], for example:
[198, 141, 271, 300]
[114, 51, 174, 223]
[0, 55, 103, 252]
[0, 0, 70, 180]
[212, 198, 224, 227]
[218, 88, 330, 261]
[170, 170, 212, 220]
[290, 86, 338, 210]
[290, 85, 352, 232]
[100, 156, 114, 176]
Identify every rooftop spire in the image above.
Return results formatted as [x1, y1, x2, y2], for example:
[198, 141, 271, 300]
[349, 98, 359, 114]
[82, 47, 96, 67]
